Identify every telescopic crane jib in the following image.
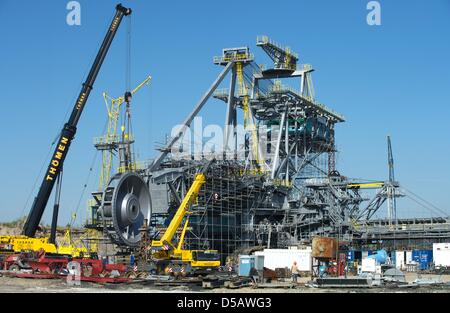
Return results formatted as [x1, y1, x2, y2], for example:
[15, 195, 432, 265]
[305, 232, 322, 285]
[22, 4, 132, 240]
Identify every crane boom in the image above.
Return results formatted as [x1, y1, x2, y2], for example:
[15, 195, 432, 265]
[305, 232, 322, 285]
[152, 161, 215, 249]
[22, 4, 132, 237]
[153, 173, 206, 248]
[149, 161, 221, 273]
[388, 135, 395, 182]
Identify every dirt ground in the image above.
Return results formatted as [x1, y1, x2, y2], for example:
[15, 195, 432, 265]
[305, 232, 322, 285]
[276, 272, 450, 285]
[0, 273, 449, 293]
[1, 222, 448, 293]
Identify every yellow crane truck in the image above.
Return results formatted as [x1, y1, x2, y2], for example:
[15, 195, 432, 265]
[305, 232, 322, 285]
[150, 162, 221, 275]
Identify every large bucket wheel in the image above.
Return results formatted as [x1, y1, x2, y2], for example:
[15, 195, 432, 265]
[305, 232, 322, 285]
[100, 172, 151, 247]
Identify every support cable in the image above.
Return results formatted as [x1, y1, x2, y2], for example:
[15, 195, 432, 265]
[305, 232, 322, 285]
[125, 14, 132, 91]
[402, 187, 449, 218]
[70, 150, 100, 228]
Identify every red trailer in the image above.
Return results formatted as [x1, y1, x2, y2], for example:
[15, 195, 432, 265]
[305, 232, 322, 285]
[4, 250, 128, 283]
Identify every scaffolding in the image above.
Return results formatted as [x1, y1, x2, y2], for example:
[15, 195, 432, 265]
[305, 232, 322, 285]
[162, 162, 266, 262]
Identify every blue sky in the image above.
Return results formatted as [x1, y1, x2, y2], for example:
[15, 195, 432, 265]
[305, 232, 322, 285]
[0, 0, 449, 225]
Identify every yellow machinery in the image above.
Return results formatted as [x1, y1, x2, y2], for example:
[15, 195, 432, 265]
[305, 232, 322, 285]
[56, 229, 91, 257]
[347, 182, 385, 189]
[0, 235, 57, 254]
[0, 229, 88, 257]
[0, 214, 92, 257]
[151, 165, 220, 274]
[347, 181, 385, 231]
[96, 75, 152, 189]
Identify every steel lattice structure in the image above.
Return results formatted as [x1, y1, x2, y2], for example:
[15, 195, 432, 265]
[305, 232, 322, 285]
[87, 36, 450, 258]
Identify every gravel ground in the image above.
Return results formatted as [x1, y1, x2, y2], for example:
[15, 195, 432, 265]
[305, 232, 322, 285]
[0, 273, 449, 293]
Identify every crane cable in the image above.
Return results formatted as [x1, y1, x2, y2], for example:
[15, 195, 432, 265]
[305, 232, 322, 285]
[69, 103, 110, 227]
[20, 71, 93, 219]
[20, 139, 57, 218]
[70, 150, 100, 228]
[72, 13, 133, 227]
[401, 187, 449, 218]
[126, 14, 132, 92]
[125, 15, 137, 163]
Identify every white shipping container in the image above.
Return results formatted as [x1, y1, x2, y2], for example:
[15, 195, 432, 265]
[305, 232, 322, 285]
[255, 248, 312, 271]
[433, 243, 450, 267]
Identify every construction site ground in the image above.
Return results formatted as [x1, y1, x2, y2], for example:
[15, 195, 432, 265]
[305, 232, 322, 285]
[0, 273, 449, 293]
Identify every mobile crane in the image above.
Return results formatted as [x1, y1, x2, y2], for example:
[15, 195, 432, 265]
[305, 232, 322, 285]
[0, 4, 132, 257]
[150, 162, 221, 275]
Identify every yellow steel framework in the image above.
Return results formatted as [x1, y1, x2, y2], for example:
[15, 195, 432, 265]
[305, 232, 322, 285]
[256, 35, 298, 70]
[235, 62, 263, 169]
[97, 76, 151, 189]
[347, 182, 385, 189]
[55, 229, 89, 256]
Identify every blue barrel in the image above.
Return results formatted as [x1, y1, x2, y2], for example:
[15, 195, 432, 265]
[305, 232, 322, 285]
[368, 249, 387, 264]
[412, 250, 433, 270]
